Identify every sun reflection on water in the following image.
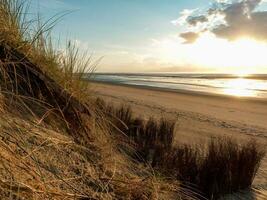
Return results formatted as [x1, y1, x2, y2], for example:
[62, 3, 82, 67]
[223, 78, 258, 97]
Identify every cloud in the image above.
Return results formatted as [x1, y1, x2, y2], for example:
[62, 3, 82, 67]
[154, 65, 212, 73]
[212, 0, 267, 40]
[180, 32, 199, 43]
[215, 0, 230, 3]
[187, 15, 208, 26]
[175, 0, 267, 43]
[171, 9, 198, 26]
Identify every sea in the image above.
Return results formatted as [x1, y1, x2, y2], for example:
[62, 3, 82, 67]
[88, 73, 267, 99]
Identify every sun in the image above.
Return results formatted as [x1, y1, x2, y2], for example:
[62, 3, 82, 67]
[150, 32, 267, 74]
[188, 33, 267, 74]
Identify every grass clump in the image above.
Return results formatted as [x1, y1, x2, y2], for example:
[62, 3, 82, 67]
[95, 98, 175, 162]
[153, 138, 265, 199]
[96, 98, 266, 199]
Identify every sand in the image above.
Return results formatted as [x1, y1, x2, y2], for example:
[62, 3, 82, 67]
[91, 82, 267, 188]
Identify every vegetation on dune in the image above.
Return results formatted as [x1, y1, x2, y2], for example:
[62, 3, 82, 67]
[0, 0, 265, 199]
[0, 0, 193, 199]
[0, 0, 90, 143]
[154, 138, 265, 199]
[95, 98, 266, 199]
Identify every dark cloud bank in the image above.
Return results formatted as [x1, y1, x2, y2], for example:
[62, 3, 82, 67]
[180, 0, 267, 43]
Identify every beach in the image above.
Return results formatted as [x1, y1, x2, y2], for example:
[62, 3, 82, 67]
[92, 82, 267, 186]
[2, 0, 267, 199]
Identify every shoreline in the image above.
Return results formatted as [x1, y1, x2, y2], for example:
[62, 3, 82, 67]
[91, 72, 267, 80]
[91, 81, 267, 133]
[89, 80, 267, 104]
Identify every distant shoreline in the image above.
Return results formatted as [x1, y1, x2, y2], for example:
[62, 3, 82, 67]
[89, 80, 267, 103]
[88, 72, 267, 80]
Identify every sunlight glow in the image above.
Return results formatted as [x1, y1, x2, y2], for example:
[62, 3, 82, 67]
[223, 78, 257, 97]
[152, 32, 267, 74]
[188, 33, 267, 73]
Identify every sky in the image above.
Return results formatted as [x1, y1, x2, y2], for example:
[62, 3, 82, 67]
[30, 0, 267, 74]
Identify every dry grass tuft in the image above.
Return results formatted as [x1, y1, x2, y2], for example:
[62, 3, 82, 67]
[96, 98, 266, 199]
[153, 138, 265, 199]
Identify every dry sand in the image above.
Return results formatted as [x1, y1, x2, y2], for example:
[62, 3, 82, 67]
[91, 82, 267, 189]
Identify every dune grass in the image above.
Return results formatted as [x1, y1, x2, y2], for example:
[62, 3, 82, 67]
[153, 138, 265, 199]
[0, 0, 98, 103]
[0, 1, 197, 199]
[96, 98, 266, 199]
